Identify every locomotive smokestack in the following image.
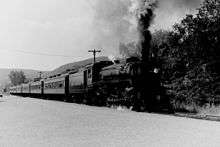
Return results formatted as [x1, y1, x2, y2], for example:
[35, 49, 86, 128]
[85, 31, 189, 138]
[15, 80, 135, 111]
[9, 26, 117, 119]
[136, 0, 157, 63]
[132, 1, 159, 111]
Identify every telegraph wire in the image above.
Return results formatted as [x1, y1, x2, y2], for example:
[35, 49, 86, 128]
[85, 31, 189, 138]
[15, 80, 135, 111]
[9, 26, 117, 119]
[0, 49, 74, 58]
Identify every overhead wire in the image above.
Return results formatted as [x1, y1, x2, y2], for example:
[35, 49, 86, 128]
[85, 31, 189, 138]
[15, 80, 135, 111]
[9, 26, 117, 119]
[0, 1, 96, 59]
[0, 49, 74, 58]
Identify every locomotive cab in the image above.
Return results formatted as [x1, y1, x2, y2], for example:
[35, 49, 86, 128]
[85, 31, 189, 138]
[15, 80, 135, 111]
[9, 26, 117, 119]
[84, 61, 113, 87]
[82, 61, 113, 105]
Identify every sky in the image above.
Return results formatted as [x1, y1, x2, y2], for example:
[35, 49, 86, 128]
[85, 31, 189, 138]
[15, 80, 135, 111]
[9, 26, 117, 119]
[0, 0, 203, 71]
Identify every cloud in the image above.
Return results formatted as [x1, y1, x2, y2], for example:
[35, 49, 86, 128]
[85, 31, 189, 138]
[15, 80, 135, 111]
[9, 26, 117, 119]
[172, 0, 203, 8]
[151, 0, 203, 30]
[0, 0, 204, 70]
[90, 0, 140, 56]
[0, 0, 95, 70]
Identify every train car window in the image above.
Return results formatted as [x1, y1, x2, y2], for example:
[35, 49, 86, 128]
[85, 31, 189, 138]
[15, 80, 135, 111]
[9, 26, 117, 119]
[88, 69, 92, 78]
[51, 83, 56, 88]
[59, 83, 63, 88]
[54, 82, 57, 88]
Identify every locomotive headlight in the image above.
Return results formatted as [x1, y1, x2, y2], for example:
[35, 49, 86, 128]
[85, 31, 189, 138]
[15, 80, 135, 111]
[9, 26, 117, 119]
[154, 68, 159, 73]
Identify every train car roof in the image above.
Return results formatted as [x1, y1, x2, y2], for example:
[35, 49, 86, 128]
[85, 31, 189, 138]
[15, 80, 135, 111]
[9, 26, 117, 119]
[85, 61, 113, 69]
[101, 62, 126, 71]
[44, 73, 69, 79]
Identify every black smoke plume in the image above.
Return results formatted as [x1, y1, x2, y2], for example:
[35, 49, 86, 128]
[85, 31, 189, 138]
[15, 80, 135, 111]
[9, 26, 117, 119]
[136, 0, 158, 63]
[135, 1, 159, 110]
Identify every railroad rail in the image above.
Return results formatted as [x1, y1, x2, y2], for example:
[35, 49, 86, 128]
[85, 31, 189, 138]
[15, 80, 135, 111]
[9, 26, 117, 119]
[173, 113, 220, 122]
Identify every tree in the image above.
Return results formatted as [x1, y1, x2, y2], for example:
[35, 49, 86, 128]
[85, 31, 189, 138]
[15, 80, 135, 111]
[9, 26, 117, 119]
[8, 70, 26, 86]
[172, 0, 220, 64]
[160, 0, 220, 110]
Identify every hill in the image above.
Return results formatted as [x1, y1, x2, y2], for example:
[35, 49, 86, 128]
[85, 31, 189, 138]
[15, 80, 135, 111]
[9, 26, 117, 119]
[42, 56, 109, 78]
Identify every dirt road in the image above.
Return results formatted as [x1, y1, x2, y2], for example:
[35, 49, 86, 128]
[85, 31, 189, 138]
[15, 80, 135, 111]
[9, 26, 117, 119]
[1, 96, 220, 147]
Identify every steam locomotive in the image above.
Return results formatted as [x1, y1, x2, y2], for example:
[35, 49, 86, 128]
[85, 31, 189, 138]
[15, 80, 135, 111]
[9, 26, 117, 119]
[9, 57, 173, 112]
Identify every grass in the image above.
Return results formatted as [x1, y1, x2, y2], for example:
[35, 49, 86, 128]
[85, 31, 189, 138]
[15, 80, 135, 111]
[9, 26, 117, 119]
[198, 104, 220, 116]
[173, 100, 220, 116]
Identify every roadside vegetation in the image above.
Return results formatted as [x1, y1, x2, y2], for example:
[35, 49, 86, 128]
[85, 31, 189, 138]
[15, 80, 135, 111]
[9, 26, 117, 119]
[8, 70, 26, 86]
[120, 0, 220, 113]
[152, 0, 220, 113]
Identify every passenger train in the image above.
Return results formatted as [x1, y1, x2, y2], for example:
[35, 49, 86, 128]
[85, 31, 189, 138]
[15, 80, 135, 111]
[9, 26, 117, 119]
[9, 57, 173, 112]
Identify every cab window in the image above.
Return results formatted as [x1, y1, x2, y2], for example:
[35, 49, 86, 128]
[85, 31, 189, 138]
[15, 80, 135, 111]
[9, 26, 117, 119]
[88, 69, 92, 78]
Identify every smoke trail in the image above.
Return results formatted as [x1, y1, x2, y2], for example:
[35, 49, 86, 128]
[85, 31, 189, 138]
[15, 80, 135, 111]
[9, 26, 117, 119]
[152, 0, 203, 30]
[136, 0, 158, 62]
[92, 0, 139, 53]
[92, 0, 158, 59]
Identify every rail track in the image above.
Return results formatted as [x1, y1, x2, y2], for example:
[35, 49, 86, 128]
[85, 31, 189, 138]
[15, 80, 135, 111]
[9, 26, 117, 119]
[112, 105, 220, 122]
[173, 113, 220, 122]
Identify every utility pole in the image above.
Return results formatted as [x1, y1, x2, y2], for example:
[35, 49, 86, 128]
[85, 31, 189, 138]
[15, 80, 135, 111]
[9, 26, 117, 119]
[88, 49, 101, 63]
